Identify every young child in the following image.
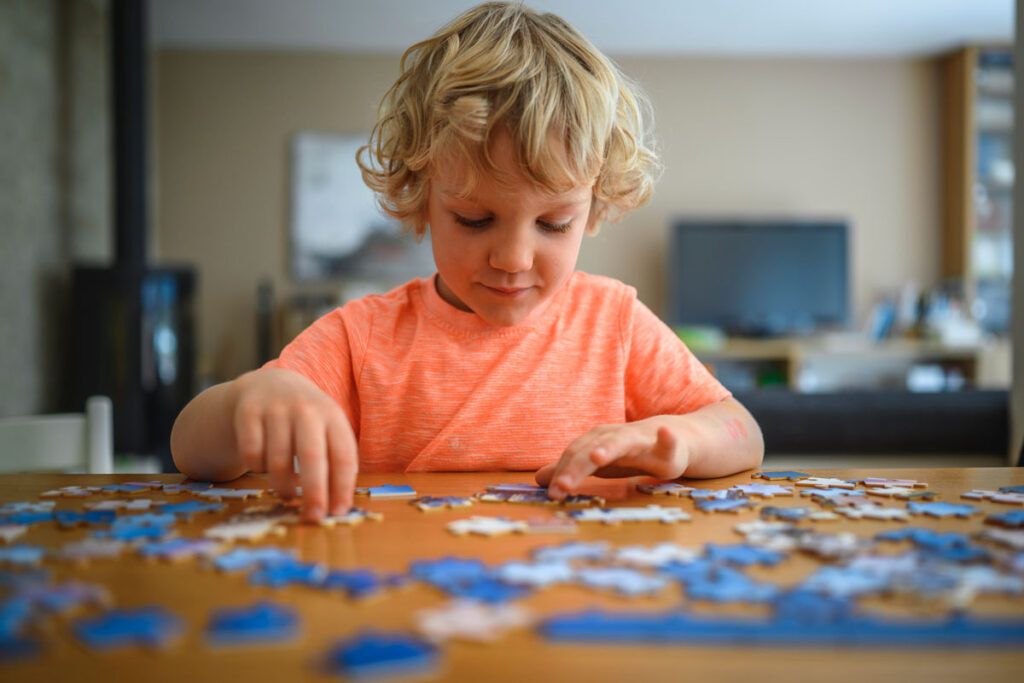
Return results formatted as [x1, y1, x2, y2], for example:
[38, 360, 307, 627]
[171, 1, 764, 522]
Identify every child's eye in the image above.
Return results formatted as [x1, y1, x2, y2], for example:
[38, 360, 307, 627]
[454, 214, 492, 229]
[539, 220, 573, 233]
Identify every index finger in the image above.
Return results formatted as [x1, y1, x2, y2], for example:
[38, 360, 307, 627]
[326, 418, 358, 516]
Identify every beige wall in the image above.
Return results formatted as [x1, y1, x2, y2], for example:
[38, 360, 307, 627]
[155, 51, 940, 382]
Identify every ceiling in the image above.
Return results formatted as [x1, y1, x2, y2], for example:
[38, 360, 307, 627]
[151, 0, 1014, 58]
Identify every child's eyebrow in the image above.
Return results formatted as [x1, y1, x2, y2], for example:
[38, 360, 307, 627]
[439, 189, 590, 209]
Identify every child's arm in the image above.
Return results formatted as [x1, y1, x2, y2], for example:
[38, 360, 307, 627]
[170, 367, 358, 521]
[535, 397, 763, 498]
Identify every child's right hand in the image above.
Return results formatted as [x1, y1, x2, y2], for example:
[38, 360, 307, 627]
[230, 368, 358, 522]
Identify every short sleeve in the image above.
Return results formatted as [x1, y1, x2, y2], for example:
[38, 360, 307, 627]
[262, 306, 365, 435]
[622, 294, 731, 421]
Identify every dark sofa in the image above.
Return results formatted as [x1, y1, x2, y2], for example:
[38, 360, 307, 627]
[733, 389, 1009, 455]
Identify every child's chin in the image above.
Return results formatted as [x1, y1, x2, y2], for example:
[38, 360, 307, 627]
[477, 302, 538, 327]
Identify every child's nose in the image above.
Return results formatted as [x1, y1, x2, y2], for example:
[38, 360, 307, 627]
[489, 229, 534, 273]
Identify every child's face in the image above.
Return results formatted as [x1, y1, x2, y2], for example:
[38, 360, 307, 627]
[427, 130, 592, 327]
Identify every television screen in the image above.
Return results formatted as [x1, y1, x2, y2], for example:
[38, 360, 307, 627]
[668, 218, 849, 337]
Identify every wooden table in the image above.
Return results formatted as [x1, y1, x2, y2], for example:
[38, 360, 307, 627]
[2, 468, 1023, 682]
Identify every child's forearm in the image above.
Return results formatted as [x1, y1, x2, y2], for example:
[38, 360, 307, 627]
[656, 397, 764, 478]
[170, 380, 248, 482]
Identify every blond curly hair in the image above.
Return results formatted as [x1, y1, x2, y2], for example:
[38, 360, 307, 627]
[357, 1, 661, 237]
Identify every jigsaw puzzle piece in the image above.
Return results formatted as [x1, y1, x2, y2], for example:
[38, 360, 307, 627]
[73, 606, 183, 650]
[325, 631, 439, 680]
[206, 601, 299, 646]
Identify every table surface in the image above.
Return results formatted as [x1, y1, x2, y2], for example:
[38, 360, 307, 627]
[2, 467, 1023, 682]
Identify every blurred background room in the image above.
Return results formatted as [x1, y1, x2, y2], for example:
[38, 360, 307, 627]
[1, 0, 1021, 472]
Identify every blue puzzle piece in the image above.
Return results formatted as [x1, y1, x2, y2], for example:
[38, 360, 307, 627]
[54, 509, 117, 528]
[800, 566, 892, 598]
[73, 606, 183, 650]
[98, 483, 149, 493]
[442, 576, 531, 604]
[0, 511, 54, 526]
[752, 471, 809, 481]
[998, 485, 1024, 495]
[876, 527, 988, 563]
[162, 482, 214, 494]
[987, 510, 1024, 528]
[212, 547, 297, 572]
[575, 567, 669, 597]
[760, 506, 810, 522]
[249, 559, 326, 588]
[157, 501, 224, 519]
[0, 569, 50, 590]
[0, 597, 39, 661]
[366, 484, 416, 498]
[18, 581, 109, 614]
[409, 557, 489, 587]
[0, 596, 33, 637]
[695, 498, 754, 513]
[95, 525, 168, 542]
[679, 565, 778, 603]
[136, 538, 221, 561]
[0, 546, 45, 567]
[704, 543, 785, 567]
[320, 569, 405, 599]
[326, 631, 438, 679]
[800, 488, 865, 502]
[206, 601, 299, 646]
[907, 502, 979, 519]
[532, 541, 609, 564]
[657, 558, 720, 583]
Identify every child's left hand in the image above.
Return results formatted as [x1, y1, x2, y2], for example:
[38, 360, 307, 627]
[535, 419, 689, 499]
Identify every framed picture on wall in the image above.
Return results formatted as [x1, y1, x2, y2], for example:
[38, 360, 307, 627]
[290, 132, 435, 284]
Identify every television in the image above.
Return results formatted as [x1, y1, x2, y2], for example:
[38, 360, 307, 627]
[668, 218, 849, 337]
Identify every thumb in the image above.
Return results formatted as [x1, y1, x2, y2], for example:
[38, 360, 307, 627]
[654, 426, 677, 459]
[535, 462, 557, 486]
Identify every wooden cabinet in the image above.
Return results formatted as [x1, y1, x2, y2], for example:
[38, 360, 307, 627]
[940, 46, 1014, 334]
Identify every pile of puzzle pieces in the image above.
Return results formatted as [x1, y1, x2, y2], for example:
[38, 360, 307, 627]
[1, 472, 1024, 677]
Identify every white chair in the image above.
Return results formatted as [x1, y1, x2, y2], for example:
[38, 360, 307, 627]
[0, 396, 114, 474]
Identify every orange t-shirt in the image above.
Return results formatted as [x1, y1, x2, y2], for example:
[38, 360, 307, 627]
[265, 271, 730, 472]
